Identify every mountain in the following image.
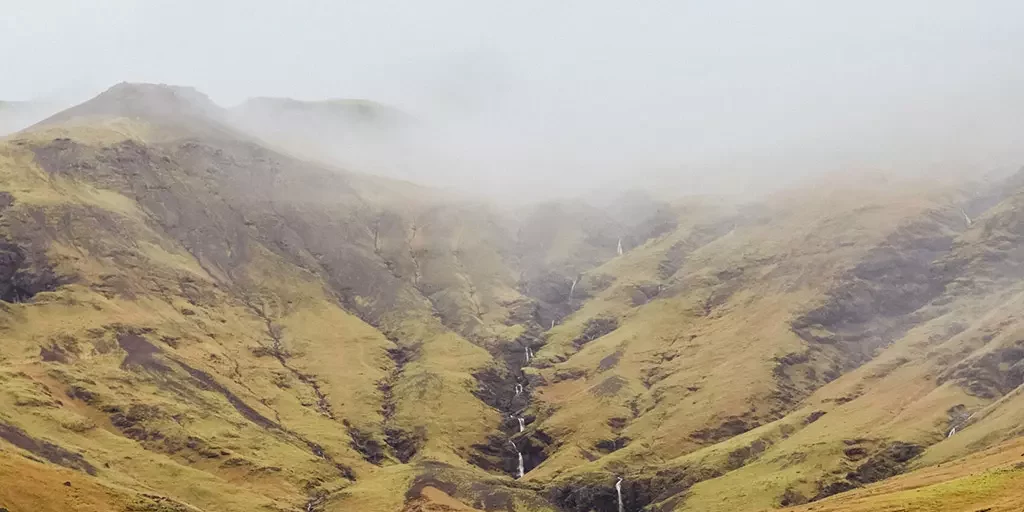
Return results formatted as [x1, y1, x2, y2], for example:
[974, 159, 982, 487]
[1, 82, 1024, 512]
[227, 96, 427, 183]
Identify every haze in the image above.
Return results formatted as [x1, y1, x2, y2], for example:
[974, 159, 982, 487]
[4, 1, 1024, 201]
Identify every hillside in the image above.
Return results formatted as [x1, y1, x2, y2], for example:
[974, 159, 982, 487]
[1, 83, 1023, 512]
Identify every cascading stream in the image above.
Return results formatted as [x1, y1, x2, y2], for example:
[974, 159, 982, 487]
[509, 440, 524, 478]
[616, 477, 624, 512]
[960, 207, 973, 226]
[518, 417, 525, 433]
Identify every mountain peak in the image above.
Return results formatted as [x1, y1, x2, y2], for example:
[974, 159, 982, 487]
[31, 82, 235, 139]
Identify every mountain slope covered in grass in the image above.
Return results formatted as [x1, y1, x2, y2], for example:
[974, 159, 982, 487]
[1, 83, 1023, 512]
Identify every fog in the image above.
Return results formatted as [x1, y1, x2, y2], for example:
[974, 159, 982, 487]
[4, 1, 1024, 201]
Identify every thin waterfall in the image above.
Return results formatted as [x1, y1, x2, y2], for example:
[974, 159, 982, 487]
[569, 277, 578, 299]
[616, 477, 624, 512]
[524, 346, 531, 364]
[509, 440, 524, 478]
[518, 417, 525, 433]
[617, 238, 623, 256]
[514, 384, 523, 396]
[551, 319, 555, 329]
[948, 426, 957, 438]
[960, 208, 973, 226]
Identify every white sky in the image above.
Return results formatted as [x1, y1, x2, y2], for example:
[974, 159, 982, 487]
[4, 1, 1024, 198]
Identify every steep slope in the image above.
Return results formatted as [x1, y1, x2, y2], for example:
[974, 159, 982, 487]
[0, 83, 676, 512]
[4, 82, 1024, 512]
[520, 171, 1024, 512]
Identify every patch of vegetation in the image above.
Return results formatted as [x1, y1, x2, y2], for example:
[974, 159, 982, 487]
[573, 316, 619, 347]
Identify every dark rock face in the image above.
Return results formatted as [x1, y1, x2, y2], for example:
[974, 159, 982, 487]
[404, 461, 552, 512]
[811, 440, 924, 502]
[0, 238, 63, 303]
[778, 487, 809, 507]
[594, 436, 630, 454]
[598, 349, 624, 372]
[812, 481, 857, 501]
[690, 416, 758, 444]
[467, 434, 511, 474]
[629, 282, 663, 306]
[803, 411, 827, 424]
[549, 465, 720, 512]
[725, 438, 770, 470]
[384, 426, 424, 463]
[939, 345, 1024, 399]
[346, 423, 387, 465]
[791, 212, 962, 369]
[847, 442, 923, 484]
[550, 482, 620, 512]
[574, 316, 619, 347]
[0, 422, 97, 475]
[591, 376, 628, 397]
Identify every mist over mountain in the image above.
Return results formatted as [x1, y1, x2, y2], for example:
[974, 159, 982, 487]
[6, 2, 1024, 201]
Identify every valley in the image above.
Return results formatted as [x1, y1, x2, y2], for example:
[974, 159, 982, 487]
[1, 83, 1023, 512]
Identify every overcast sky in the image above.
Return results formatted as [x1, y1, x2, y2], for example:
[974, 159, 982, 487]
[4, 1, 1024, 199]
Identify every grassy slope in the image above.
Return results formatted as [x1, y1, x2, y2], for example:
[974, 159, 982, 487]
[0, 113, 521, 511]
[3, 84, 1024, 512]
[532, 180, 962, 473]
[785, 437, 1024, 512]
[522, 174, 1024, 512]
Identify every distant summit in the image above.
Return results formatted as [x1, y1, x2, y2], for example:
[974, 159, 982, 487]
[228, 95, 424, 179]
[32, 82, 240, 140]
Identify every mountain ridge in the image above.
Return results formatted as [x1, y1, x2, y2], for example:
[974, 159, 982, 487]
[1, 82, 1024, 512]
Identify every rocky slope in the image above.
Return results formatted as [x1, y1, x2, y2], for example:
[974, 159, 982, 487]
[1, 83, 1023, 512]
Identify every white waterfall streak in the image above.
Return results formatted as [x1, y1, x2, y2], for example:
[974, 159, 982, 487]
[616, 477, 624, 512]
[960, 208, 973, 226]
[509, 440, 524, 478]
